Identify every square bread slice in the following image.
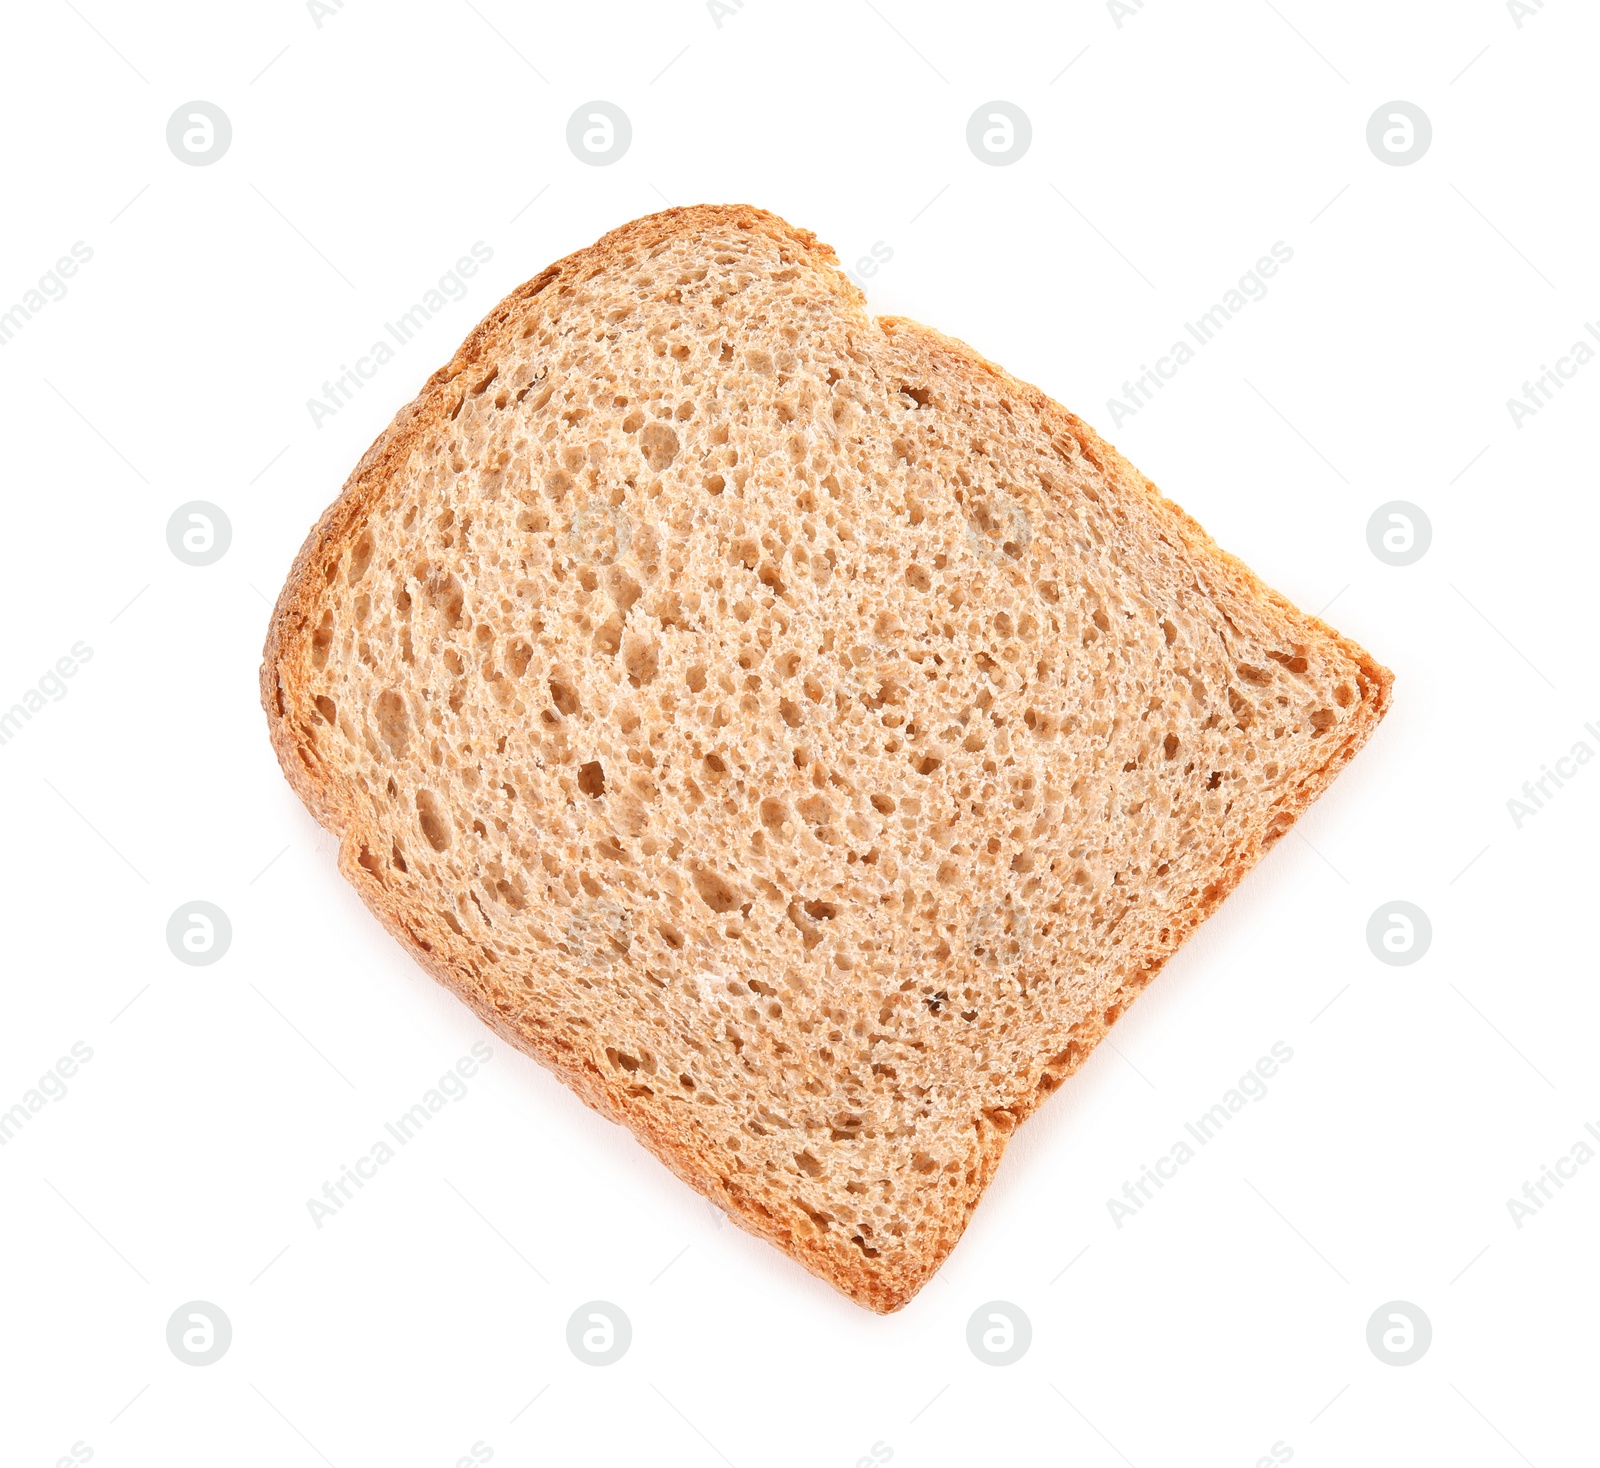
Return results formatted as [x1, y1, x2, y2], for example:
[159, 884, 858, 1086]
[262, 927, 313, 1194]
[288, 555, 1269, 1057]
[261, 205, 1391, 1312]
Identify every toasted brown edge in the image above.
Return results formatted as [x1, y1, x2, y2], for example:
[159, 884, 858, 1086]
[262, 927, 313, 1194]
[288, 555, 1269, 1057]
[261, 205, 1393, 1314]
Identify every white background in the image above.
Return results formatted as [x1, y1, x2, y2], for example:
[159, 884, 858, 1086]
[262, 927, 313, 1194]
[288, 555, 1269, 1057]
[2, 2, 1596, 1464]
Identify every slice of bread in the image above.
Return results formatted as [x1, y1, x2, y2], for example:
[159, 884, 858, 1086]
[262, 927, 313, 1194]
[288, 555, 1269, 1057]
[261, 205, 1391, 1312]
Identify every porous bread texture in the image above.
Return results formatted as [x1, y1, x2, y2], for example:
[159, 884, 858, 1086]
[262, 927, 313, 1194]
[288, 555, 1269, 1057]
[262, 205, 1392, 1313]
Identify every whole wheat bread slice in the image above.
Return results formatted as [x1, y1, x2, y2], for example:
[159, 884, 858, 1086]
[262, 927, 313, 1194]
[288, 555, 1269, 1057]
[261, 205, 1391, 1312]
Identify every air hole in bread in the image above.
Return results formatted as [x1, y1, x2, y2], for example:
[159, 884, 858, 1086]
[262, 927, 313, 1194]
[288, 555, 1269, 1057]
[416, 789, 451, 851]
[347, 530, 375, 585]
[621, 632, 659, 686]
[310, 610, 334, 668]
[375, 690, 409, 753]
[638, 422, 680, 470]
[692, 867, 738, 913]
[549, 679, 581, 717]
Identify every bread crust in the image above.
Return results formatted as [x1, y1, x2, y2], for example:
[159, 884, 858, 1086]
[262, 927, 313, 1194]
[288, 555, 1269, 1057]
[261, 205, 1391, 1313]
